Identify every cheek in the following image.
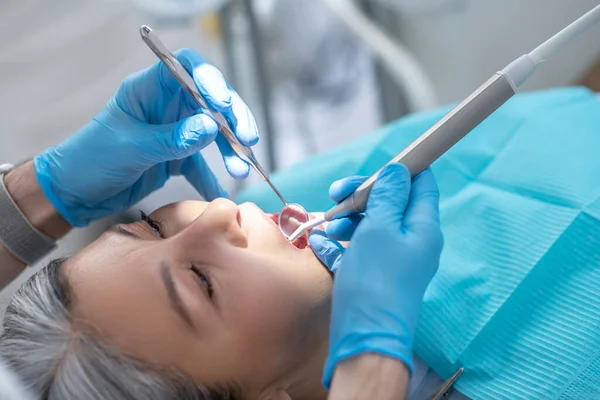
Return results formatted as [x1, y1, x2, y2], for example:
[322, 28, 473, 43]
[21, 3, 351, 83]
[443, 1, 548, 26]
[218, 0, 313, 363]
[234, 272, 306, 336]
[226, 271, 308, 352]
[216, 250, 332, 380]
[228, 261, 330, 351]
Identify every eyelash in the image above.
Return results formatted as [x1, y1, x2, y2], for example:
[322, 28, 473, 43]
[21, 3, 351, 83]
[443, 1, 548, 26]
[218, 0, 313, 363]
[140, 210, 162, 237]
[191, 265, 213, 298]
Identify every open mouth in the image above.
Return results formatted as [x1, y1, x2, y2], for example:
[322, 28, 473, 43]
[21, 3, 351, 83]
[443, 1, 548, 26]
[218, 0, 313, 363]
[269, 212, 322, 250]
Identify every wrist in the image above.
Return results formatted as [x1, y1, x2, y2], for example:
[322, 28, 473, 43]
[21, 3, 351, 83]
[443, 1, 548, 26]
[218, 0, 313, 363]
[323, 326, 415, 389]
[4, 161, 71, 240]
[328, 353, 410, 400]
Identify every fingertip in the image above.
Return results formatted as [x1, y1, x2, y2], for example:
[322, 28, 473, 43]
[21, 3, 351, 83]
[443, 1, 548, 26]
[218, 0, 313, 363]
[326, 215, 363, 241]
[234, 120, 259, 147]
[237, 126, 259, 147]
[329, 176, 368, 202]
[225, 156, 251, 179]
[230, 92, 259, 147]
[174, 48, 232, 111]
[329, 179, 346, 200]
[194, 64, 232, 112]
[215, 135, 251, 179]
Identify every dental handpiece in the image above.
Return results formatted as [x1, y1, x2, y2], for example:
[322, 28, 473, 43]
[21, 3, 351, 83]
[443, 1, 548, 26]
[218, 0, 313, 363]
[288, 3, 600, 242]
[287, 73, 517, 242]
[139, 25, 289, 206]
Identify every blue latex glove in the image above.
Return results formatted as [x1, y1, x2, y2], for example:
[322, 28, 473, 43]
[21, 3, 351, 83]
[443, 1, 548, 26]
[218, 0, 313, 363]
[34, 49, 258, 227]
[306, 174, 368, 275]
[309, 164, 444, 387]
[325, 175, 369, 242]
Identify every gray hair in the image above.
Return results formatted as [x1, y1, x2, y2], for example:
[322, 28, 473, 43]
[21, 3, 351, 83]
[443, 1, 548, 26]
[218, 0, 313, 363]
[0, 258, 238, 400]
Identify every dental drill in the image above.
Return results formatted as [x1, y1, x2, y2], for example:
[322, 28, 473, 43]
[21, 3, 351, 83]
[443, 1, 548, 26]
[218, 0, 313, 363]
[288, 4, 600, 242]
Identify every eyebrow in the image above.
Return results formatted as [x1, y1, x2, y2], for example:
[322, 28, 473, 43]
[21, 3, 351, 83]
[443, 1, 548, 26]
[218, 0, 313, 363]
[159, 263, 195, 330]
[106, 226, 195, 329]
[107, 225, 142, 240]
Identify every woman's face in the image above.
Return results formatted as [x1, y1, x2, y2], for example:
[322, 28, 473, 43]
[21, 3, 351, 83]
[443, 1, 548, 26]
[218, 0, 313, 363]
[64, 200, 332, 399]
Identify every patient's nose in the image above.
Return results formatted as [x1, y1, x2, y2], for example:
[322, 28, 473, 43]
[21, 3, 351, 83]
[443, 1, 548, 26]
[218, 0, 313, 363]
[178, 198, 247, 248]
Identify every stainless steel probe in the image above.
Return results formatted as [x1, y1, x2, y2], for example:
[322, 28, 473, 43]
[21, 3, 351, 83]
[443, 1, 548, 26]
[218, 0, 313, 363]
[140, 25, 289, 206]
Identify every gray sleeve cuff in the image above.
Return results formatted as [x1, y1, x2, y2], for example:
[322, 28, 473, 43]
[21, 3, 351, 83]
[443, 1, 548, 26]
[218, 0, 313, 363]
[0, 171, 57, 266]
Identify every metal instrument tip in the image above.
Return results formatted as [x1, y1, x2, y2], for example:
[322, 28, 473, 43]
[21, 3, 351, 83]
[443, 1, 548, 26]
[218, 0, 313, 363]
[429, 367, 464, 400]
[140, 25, 152, 35]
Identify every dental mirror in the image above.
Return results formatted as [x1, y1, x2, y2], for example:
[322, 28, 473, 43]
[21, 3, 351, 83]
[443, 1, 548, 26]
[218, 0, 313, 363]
[278, 203, 309, 238]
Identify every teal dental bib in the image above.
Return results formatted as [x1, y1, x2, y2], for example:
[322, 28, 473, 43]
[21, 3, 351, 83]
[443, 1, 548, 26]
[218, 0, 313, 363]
[238, 87, 600, 399]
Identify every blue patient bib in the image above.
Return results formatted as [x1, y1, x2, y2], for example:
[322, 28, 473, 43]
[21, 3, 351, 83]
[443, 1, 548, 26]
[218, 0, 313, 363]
[238, 87, 600, 399]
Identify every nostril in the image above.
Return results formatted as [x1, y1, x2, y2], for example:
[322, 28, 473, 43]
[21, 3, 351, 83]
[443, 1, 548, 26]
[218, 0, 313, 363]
[236, 210, 242, 227]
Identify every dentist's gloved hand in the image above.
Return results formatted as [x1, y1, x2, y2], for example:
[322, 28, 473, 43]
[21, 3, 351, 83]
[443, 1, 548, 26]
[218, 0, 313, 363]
[34, 49, 258, 227]
[324, 174, 369, 242]
[309, 164, 443, 388]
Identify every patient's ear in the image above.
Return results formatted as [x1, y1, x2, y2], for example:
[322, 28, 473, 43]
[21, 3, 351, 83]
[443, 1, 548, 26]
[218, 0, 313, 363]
[258, 388, 293, 400]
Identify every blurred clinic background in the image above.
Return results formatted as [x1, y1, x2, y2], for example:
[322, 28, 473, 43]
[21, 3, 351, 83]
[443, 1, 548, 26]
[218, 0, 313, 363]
[2, 0, 600, 308]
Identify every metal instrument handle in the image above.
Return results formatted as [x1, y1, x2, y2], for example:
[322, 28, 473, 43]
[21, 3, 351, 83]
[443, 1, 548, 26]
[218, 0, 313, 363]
[140, 26, 254, 165]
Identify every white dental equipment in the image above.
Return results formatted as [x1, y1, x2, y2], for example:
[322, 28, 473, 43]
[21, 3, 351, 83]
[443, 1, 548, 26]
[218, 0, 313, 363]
[288, 3, 600, 242]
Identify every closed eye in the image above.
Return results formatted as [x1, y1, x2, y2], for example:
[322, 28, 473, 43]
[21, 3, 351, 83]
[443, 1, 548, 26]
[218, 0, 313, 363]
[140, 210, 163, 237]
[191, 265, 213, 298]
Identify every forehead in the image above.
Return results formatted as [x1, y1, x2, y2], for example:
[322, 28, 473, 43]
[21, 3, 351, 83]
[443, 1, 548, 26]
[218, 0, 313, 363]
[67, 239, 132, 288]
[65, 232, 162, 315]
[64, 233, 203, 364]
